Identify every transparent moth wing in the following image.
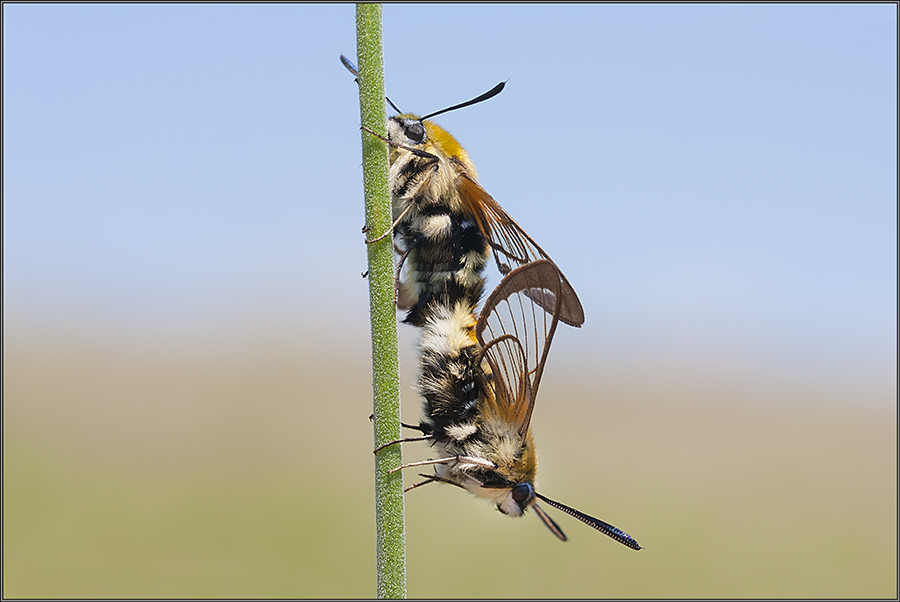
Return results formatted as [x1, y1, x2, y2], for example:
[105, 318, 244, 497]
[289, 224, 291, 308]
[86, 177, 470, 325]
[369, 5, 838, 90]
[459, 174, 585, 327]
[475, 261, 643, 550]
[475, 259, 564, 436]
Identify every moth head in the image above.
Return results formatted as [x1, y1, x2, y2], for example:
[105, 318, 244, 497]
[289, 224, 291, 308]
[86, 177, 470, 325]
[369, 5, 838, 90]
[387, 115, 428, 146]
[496, 481, 536, 517]
[480, 468, 536, 518]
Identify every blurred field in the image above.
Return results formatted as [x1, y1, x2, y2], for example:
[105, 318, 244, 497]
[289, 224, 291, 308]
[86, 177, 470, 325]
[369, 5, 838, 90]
[4, 324, 896, 598]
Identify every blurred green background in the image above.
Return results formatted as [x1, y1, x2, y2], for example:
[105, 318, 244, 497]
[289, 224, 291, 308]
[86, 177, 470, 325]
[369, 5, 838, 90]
[4, 3, 896, 599]
[5, 326, 896, 598]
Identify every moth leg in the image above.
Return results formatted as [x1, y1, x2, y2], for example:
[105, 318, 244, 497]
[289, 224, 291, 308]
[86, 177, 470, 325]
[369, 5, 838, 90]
[394, 239, 418, 309]
[373, 434, 433, 454]
[388, 455, 496, 475]
[403, 477, 436, 493]
[370, 414, 434, 453]
[420, 472, 469, 490]
[360, 126, 439, 160]
[404, 472, 473, 494]
[368, 414, 426, 431]
[364, 202, 414, 244]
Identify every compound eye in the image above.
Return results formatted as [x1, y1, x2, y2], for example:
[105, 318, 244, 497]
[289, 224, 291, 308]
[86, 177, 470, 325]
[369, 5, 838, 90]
[405, 122, 425, 142]
[511, 483, 534, 505]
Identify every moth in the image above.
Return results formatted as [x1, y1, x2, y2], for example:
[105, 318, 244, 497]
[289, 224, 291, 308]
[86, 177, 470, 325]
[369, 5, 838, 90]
[386, 260, 640, 549]
[342, 55, 584, 329]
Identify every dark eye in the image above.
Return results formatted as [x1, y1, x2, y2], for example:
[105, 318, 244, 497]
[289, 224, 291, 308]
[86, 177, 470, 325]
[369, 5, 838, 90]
[405, 122, 425, 142]
[512, 483, 534, 504]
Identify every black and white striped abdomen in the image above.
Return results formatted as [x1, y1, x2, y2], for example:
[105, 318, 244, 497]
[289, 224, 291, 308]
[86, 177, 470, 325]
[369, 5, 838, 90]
[417, 299, 492, 447]
[390, 154, 490, 327]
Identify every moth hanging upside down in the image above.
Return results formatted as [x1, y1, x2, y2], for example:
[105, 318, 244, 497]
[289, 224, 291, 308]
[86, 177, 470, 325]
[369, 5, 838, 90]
[382, 260, 641, 549]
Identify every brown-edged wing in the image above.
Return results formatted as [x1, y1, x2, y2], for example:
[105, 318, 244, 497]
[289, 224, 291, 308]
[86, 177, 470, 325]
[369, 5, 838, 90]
[475, 260, 564, 437]
[458, 173, 584, 327]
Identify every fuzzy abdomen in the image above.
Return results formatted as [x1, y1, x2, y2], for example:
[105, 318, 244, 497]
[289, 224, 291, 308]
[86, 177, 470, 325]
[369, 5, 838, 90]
[389, 152, 489, 327]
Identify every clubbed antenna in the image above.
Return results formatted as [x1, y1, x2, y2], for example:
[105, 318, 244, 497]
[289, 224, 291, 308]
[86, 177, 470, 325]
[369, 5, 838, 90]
[420, 81, 506, 120]
[340, 54, 403, 115]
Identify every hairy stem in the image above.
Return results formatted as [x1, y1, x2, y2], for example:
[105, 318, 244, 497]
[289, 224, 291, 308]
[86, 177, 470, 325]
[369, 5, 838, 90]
[353, 4, 407, 599]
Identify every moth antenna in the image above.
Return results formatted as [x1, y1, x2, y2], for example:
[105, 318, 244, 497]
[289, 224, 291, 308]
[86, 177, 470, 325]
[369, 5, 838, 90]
[420, 81, 507, 121]
[534, 492, 642, 550]
[532, 502, 568, 541]
[339, 54, 358, 77]
[340, 54, 405, 115]
[386, 96, 403, 115]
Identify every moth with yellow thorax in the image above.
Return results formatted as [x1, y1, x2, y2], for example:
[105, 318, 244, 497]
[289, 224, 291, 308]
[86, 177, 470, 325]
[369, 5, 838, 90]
[346, 55, 639, 548]
[342, 55, 584, 329]
[386, 260, 641, 549]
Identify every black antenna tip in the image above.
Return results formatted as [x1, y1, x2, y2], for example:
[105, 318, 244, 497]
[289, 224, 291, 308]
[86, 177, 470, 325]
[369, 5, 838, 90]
[420, 80, 508, 121]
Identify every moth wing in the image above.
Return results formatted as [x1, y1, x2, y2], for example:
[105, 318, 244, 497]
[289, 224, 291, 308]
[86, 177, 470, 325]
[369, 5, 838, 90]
[458, 173, 585, 327]
[476, 260, 563, 437]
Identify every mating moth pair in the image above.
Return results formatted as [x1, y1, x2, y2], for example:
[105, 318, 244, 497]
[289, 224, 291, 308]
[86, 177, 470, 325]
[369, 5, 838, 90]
[345, 55, 640, 550]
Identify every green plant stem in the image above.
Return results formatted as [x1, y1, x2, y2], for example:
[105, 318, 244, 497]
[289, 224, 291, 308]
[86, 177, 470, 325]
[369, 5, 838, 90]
[354, 4, 407, 599]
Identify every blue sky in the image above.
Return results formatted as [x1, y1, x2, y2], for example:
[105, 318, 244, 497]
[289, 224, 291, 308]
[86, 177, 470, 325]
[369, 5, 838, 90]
[4, 4, 896, 396]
